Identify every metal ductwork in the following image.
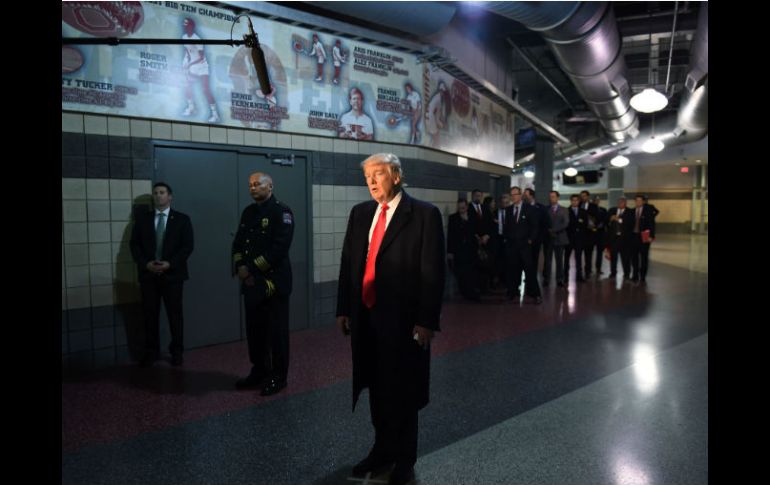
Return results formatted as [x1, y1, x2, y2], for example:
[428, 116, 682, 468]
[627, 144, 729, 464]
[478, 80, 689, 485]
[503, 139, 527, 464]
[674, 2, 708, 142]
[484, 1, 639, 143]
[554, 123, 606, 160]
[304, 1, 458, 37]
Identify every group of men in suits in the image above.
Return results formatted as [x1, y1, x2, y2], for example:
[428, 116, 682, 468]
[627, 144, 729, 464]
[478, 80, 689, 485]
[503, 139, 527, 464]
[447, 187, 660, 301]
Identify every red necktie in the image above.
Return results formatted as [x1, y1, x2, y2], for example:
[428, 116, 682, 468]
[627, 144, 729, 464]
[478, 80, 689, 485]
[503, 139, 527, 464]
[362, 203, 389, 308]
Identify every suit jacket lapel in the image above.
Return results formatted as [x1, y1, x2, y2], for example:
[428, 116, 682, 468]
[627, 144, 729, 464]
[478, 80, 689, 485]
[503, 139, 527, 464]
[355, 201, 378, 276]
[166, 209, 176, 234]
[377, 191, 413, 257]
[147, 209, 158, 247]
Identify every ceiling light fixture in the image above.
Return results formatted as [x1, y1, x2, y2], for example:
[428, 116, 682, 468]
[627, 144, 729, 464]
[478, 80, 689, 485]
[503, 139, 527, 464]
[610, 155, 630, 167]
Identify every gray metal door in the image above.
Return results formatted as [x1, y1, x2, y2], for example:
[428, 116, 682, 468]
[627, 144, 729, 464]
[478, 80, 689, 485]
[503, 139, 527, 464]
[154, 145, 242, 349]
[237, 151, 311, 331]
[489, 175, 504, 199]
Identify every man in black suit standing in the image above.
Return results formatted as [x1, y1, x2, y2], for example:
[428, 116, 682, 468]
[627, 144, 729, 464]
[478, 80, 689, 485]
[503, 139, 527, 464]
[579, 190, 599, 277]
[523, 188, 549, 282]
[607, 197, 635, 279]
[565, 194, 588, 283]
[130, 182, 194, 367]
[467, 188, 491, 293]
[630, 194, 657, 283]
[493, 193, 511, 289]
[591, 195, 608, 276]
[447, 199, 480, 301]
[503, 186, 542, 303]
[336, 153, 445, 485]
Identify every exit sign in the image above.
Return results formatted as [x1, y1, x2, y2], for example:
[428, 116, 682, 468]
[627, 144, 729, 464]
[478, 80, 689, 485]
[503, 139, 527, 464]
[680, 167, 689, 173]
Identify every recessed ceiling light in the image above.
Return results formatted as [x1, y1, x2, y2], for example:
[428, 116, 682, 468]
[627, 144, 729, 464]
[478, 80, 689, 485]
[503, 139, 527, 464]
[610, 155, 630, 167]
[642, 137, 665, 153]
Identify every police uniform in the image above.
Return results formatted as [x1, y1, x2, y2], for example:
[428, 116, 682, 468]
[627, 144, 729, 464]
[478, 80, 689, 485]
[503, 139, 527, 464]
[232, 194, 294, 385]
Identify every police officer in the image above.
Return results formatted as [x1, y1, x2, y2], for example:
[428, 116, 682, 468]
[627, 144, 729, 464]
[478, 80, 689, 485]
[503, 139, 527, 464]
[232, 172, 294, 396]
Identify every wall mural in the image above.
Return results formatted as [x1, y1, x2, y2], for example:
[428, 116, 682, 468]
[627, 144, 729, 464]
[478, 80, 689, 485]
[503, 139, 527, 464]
[62, 1, 514, 167]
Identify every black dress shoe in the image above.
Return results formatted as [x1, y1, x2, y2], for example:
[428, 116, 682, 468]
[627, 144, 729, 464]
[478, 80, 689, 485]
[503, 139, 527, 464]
[557, 281, 565, 287]
[352, 454, 394, 478]
[388, 464, 415, 485]
[260, 376, 287, 396]
[576, 277, 586, 282]
[235, 373, 264, 390]
[171, 354, 183, 366]
[139, 356, 157, 368]
[609, 272, 617, 277]
[542, 280, 549, 287]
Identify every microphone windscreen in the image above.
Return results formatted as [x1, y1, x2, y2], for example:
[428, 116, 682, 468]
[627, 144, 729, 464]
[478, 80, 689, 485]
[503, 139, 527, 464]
[250, 45, 272, 95]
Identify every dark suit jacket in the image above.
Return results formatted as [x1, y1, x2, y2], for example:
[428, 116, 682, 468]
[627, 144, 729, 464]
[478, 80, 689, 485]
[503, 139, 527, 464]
[467, 202, 489, 237]
[633, 204, 657, 239]
[567, 206, 588, 247]
[130, 208, 194, 282]
[596, 206, 608, 233]
[337, 191, 445, 412]
[607, 207, 635, 244]
[528, 202, 549, 244]
[503, 203, 538, 248]
[581, 201, 599, 232]
[447, 212, 478, 264]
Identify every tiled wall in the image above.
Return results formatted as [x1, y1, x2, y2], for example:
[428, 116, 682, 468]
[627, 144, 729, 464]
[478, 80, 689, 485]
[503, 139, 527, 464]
[62, 111, 511, 369]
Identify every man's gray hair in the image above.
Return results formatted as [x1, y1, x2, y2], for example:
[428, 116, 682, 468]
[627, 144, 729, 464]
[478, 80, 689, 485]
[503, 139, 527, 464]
[360, 153, 404, 183]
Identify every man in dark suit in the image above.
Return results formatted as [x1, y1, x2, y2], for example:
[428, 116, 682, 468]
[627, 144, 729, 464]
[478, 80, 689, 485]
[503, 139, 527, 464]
[493, 193, 511, 289]
[468, 188, 484, 224]
[130, 182, 194, 367]
[503, 186, 542, 303]
[231, 172, 294, 396]
[630, 194, 657, 283]
[607, 196, 635, 279]
[523, 188, 549, 281]
[336, 153, 445, 485]
[467, 188, 491, 293]
[543, 190, 570, 287]
[591, 195, 608, 276]
[579, 190, 599, 277]
[565, 194, 588, 283]
[447, 199, 480, 301]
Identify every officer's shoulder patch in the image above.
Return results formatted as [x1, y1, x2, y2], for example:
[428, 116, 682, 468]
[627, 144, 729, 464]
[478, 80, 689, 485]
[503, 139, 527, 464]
[283, 212, 293, 225]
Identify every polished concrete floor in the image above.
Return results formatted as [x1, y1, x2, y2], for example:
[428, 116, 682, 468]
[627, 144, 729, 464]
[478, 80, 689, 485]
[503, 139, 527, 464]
[650, 234, 708, 274]
[62, 234, 708, 484]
